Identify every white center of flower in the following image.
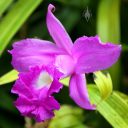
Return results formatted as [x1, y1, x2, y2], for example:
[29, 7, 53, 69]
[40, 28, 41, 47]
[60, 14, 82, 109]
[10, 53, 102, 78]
[36, 71, 53, 89]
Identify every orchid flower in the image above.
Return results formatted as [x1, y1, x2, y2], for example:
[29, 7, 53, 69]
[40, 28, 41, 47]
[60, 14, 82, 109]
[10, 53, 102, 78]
[10, 4, 121, 111]
[11, 66, 62, 122]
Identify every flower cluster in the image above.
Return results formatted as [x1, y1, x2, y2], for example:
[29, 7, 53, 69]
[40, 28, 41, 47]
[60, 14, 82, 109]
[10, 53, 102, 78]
[10, 4, 121, 122]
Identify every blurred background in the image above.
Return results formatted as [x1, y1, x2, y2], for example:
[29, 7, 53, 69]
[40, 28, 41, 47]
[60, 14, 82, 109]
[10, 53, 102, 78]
[0, 0, 128, 128]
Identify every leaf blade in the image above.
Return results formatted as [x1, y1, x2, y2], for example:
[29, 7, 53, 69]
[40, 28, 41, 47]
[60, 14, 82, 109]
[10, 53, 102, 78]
[94, 71, 113, 100]
[97, 0, 121, 89]
[0, 0, 13, 16]
[0, 0, 42, 53]
[88, 85, 128, 128]
[0, 70, 18, 85]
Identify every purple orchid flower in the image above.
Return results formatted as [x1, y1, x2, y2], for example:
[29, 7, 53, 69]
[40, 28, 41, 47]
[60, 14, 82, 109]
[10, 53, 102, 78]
[11, 66, 63, 122]
[10, 4, 121, 111]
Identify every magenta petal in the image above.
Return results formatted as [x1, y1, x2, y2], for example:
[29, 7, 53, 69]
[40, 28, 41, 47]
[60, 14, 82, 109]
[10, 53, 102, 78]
[12, 66, 63, 98]
[48, 78, 63, 96]
[72, 36, 121, 73]
[11, 77, 34, 98]
[69, 74, 95, 110]
[46, 4, 73, 54]
[11, 66, 42, 98]
[12, 66, 62, 122]
[44, 96, 60, 110]
[31, 106, 54, 122]
[10, 38, 64, 72]
[15, 96, 57, 122]
[14, 96, 35, 116]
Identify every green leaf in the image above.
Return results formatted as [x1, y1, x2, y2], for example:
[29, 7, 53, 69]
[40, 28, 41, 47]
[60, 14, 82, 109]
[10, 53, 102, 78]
[0, 0, 42, 54]
[0, 0, 13, 16]
[48, 105, 86, 128]
[97, 0, 121, 89]
[0, 70, 18, 85]
[94, 71, 113, 100]
[97, 0, 120, 43]
[60, 77, 70, 87]
[88, 85, 128, 128]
